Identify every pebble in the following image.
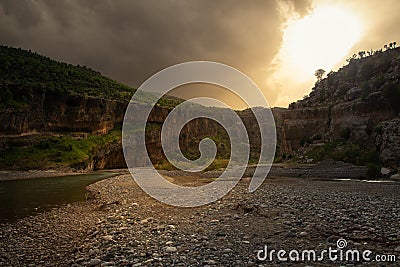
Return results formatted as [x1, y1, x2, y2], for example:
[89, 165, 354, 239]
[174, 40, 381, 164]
[87, 258, 102, 266]
[2, 173, 400, 266]
[165, 246, 178, 253]
[233, 214, 240, 220]
[102, 235, 113, 241]
[299, 231, 308, 237]
[166, 224, 175, 230]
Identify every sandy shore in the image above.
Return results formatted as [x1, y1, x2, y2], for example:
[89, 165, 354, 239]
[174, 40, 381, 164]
[1, 172, 399, 266]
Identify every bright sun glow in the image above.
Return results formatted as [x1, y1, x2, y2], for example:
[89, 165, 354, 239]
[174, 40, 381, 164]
[282, 5, 363, 78]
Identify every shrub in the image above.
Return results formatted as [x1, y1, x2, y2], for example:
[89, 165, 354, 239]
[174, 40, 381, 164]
[383, 82, 400, 113]
[300, 136, 311, 147]
[360, 81, 370, 100]
[337, 84, 352, 96]
[377, 55, 392, 73]
[372, 74, 386, 89]
[305, 140, 380, 169]
[205, 159, 229, 171]
[374, 125, 383, 134]
[366, 163, 380, 179]
[154, 161, 176, 171]
[340, 127, 351, 141]
[359, 60, 375, 81]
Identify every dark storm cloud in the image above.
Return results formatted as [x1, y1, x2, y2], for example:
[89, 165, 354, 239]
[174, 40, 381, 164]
[0, 0, 313, 106]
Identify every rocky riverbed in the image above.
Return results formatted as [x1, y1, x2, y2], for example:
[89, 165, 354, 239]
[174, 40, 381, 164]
[0, 172, 399, 266]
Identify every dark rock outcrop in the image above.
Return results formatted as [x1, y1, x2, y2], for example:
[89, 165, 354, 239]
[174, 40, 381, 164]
[278, 47, 400, 169]
[0, 91, 127, 136]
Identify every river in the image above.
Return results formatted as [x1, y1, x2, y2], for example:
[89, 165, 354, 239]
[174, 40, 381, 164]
[0, 172, 115, 223]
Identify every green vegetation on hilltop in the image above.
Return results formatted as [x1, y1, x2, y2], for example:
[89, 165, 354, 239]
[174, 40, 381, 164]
[0, 45, 184, 108]
[345, 41, 397, 64]
[0, 45, 136, 106]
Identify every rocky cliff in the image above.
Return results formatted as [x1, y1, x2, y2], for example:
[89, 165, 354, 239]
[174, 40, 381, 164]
[279, 47, 400, 170]
[0, 91, 127, 136]
[0, 90, 275, 170]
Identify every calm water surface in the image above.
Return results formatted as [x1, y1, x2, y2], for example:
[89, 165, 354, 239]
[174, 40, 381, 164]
[0, 172, 115, 223]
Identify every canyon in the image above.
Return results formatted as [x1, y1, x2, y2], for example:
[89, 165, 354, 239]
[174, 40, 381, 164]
[1, 46, 399, 175]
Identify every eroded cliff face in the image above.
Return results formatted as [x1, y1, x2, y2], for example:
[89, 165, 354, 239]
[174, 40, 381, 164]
[279, 47, 400, 169]
[0, 90, 127, 136]
[91, 140, 126, 170]
[129, 105, 275, 168]
[1, 91, 277, 170]
[279, 97, 394, 154]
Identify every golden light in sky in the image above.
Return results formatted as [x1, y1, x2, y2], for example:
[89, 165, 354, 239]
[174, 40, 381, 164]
[281, 5, 363, 79]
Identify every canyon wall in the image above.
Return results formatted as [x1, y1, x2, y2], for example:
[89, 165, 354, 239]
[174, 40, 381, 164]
[0, 91, 127, 136]
[1, 48, 399, 171]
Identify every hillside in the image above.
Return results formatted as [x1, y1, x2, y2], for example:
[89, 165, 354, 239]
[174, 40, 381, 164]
[292, 47, 400, 110]
[0, 45, 136, 106]
[278, 46, 400, 176]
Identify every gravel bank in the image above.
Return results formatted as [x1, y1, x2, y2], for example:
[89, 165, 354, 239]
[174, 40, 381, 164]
[1, 173, 399, 266]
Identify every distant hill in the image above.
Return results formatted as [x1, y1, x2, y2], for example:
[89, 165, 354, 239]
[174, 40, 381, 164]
[278, 46, 400, 176]
[291, 47, 400, 111]
[0, 45, 137, 107]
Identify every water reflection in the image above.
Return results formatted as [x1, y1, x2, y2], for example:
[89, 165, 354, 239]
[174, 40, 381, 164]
[0, 173, 114, 223]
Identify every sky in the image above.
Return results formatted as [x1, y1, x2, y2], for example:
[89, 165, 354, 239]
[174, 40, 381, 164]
[0, 0, 399, 109]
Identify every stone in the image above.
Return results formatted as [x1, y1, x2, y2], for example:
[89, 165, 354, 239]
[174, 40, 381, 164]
[87, 259, 102, 266]
[380, 167, 392, 176]
[88, 248, 100, 256]
[140, 218, 152, 224]
[166, 224, 176, 230]
[345, 87, 362, 101]
[102, 235, 113, 241]
[299, 231, 308, 237]
[233, 214, 240, 220]
[165, 246, 178, 253]
[390, 173, 400, 180]
[195, 227, 205, 233]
